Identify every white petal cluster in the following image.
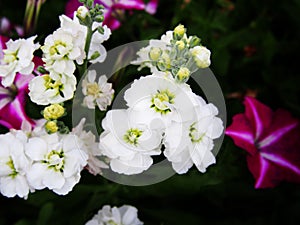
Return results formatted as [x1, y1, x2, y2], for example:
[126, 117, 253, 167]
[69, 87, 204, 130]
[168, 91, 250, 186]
[0, 132, 31, 199]
[82, 70, 114, 111]
[25, 133, 88, 195]
[41, 15, 86, 77]
[28, 73, 76, 105]
[0, 120, 89, 198]
[100, 109, 162, 175]
[0, 36, 40, 87]
[88, 22, 111, 64]
[85, 205, 143, 225]
[164, 95, 223, 174]
[72, 118, 108, 176]
[100, 73, 223, 175]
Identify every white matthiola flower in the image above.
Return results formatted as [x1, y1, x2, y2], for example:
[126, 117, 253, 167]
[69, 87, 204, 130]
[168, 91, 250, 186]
[82, 70, 114, 111]
[41, 15, 86, 76]
[25, 133, 88, 195]
[99, 109, 162, 175]
[59, 15, 87, 65]
[0, 132, 32, 199]
[164, 96, 223, 174]
[72, 118, 108, 176]
[124, 74, 197, 128]
[190, 46, 211, 68]
[29, 73, 76, 105]
[0, 36, 40, 87]
[88, 22, 111, 64]
[85, 205, 143, 225]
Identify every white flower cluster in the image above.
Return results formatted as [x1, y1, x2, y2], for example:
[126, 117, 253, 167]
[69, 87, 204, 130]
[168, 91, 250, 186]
[99, 73, 223, 175]
[29, 9, 111, 106]
[82, 70, 114, 111]
[132, 24, 211, 83]
[85, 205, 143, 225]
[0, 36, 40, 87]
[0, 120, 90, 199]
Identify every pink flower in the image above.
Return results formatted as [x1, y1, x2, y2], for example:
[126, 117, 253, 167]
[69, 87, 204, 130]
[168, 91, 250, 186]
[0, 17, 24, 37]
[0, 35, 42, 130]
[226, 97, 300, 188]
[65, 0, 159, 30]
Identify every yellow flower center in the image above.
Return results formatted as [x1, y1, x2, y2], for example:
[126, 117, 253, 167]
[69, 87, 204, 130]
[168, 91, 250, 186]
[123, 128, 143, 146]
[86, 83, 101, 96]
[151, 89, 175, 114]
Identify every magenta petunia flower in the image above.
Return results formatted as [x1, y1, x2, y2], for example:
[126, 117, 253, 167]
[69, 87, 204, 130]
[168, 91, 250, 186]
[226, 97, 300, 188]
[65, 0, 159, 30]
[0, 36, 42, 130]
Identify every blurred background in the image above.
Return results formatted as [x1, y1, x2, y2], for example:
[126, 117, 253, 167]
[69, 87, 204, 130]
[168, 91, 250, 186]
[0, 0, 300, 224]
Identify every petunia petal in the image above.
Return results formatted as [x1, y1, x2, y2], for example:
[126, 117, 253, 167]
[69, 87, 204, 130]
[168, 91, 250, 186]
[225, 114, 257, 155]
[244, 97, 273, 139]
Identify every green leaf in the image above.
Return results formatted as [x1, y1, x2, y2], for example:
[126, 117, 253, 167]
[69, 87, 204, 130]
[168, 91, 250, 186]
[37, 202, 54, 225]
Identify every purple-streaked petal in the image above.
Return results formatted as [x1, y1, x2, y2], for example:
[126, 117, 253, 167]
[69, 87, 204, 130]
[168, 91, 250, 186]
[65, 0, 82, 18]
[145, 0, 158, 14]
[261, 152, 300, 176]
[113, 0, 146, 10]
[103, 11, 121, 30]
[225, 114, 257, 155]
[244, 97, 273, 140]
[258, 122, 298, 148]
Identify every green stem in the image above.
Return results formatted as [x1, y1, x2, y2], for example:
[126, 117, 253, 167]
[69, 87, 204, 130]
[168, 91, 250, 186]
[77, 26, 94, 78]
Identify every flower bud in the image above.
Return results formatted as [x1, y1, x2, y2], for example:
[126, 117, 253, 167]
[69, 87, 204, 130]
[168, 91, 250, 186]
[149, 47, 162, 61]
[45, 121, 58, 134]
[189, 36, 201, 48]
[176, 67, 190, 82]
[43, 104, 65, 120]
[190, 46, 211, 68]
[77, 6, 89, 19]
[173, 24, 185, 40]
[175, 40, 185, 50]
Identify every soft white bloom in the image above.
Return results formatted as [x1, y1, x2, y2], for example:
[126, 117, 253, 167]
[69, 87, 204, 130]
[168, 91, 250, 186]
[77, 6, 89, 19]
[85, 205, 143, 225]
[41, 15, 86, 76]
[124, 74, 197, 129]
[82, 70, 114, 111]
[190, 46, 211, 68]
[0, 132, 32, 199]
[25, 133, 88, 195]
[99, 109, 162, 175]
[72, 118, 108, 175]
[29, 73, 76, 105]
[164, 96, 223, 174]
[88, 22, 111, 64]
[0, 36, 40, 87]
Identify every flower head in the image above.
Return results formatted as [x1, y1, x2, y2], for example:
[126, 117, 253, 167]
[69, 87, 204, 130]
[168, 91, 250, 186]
[99, 109, 162, 175]
[0, 132, 32, 199]
[25, 133, 88, 195]
[164, 95, 223, 173]
[82, 70, 114, 111]
[226, 97, 300, 188]
[85, 205, 143, 225]
[0, 36, 40, 87]
[29, 73, 76, 105]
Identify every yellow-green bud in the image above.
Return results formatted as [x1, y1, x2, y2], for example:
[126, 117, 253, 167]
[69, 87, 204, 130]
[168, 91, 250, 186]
[176, 67, 190, 82]
[45, 121, 58, 134]
[149, 47, 162, 61]
[174, 24, 185, 39]
[175, 40, 185, 50]
[77, 6, 89, 19]
[43, 104, 65, 120]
